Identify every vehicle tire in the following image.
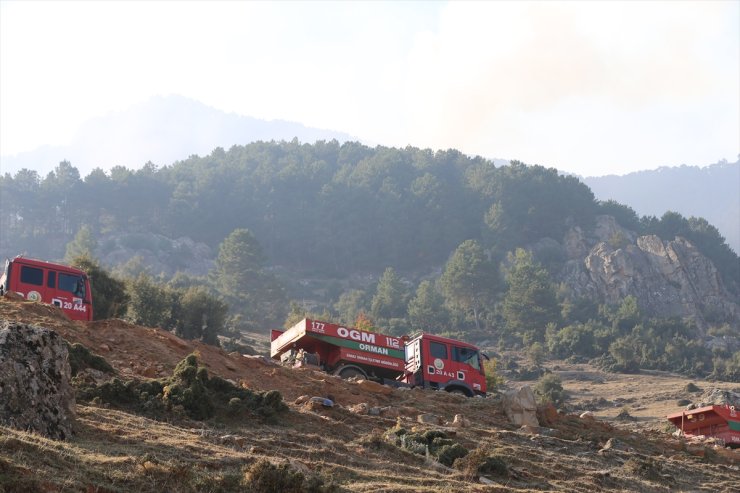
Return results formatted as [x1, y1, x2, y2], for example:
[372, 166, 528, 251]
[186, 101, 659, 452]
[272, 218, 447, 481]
[336, 366, 366, 380]
[446, 388, 470, 397]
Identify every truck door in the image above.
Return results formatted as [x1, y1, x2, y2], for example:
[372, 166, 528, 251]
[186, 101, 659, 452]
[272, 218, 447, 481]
[404, 338, 423, 385]
[422, 339, 454, 388]
[0, 259, 10, 295]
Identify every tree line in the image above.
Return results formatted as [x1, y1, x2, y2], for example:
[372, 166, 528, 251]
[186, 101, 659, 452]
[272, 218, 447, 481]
[3, 140, 735, 288]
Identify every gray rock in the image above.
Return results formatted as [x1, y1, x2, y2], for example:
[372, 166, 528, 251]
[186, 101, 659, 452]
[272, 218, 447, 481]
[417, 413, 442, 424]
[693, 388, 740, 408]
[560, 216, 740, 331]
[99, 232, 215, 277]
[502, 385, 539, 427]
[0, 321, 75, 440]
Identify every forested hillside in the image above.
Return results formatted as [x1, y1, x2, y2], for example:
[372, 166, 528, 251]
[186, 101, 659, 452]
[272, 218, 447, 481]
[1, 140, 738, 378]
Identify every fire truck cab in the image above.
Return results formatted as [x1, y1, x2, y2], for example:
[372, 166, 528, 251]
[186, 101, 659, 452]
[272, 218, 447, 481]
[403, 333, 486, 396]
[0, 256, 93, 321]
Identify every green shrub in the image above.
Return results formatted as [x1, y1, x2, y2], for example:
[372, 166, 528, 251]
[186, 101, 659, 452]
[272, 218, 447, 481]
[126, 276, 227, 345]
[387, 427, 470, 465]
[244, 459, 338, 493]
[453, 447, 508, 479]
[66, 342, 114, 376]
[68, 254, 128, 319]
[437, 443, 468, 467]
[483, 358, 505, 391]
[545, 323, 597, 358]
[684, 382, 701, 393]
[534, 374, 567, 407]
[527, 341, 546, 366]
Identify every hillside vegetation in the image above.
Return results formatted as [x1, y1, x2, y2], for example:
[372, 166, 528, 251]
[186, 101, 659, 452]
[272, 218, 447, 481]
[1, 141, 738, 379]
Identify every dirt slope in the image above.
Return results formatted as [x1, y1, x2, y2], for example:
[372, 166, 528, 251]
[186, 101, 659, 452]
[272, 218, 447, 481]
[1, 295, 738, 492]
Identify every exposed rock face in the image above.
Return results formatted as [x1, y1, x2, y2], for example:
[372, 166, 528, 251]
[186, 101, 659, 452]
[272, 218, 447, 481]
[502, 385, 539, 427]
[689, 388, 740, 409]
[0, 321, 75, 440]
[560, 216, 740, 330]
[99, 233, 214, 277]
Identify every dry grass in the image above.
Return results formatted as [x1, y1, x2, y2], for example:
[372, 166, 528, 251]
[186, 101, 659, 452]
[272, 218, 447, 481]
[2, 297, 740, 492]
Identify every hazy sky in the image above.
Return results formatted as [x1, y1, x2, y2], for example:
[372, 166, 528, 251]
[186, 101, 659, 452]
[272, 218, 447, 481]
[1, 0, 738, 176]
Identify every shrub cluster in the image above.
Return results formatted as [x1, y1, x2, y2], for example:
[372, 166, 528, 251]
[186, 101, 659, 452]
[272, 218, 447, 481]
[76, 353, 287, 422]
[244, 459, 338, 493]
[534, 373, 567, 407]
[126, 274, 228, 345]
[66, 342, 114, 376]
[386, 427, 468, 467]
[453, 447, 508, 480]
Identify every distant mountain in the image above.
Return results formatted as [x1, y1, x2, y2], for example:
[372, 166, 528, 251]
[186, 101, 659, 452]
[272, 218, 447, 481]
[0, 95, 355, 177]
[583, 160, 740, 254]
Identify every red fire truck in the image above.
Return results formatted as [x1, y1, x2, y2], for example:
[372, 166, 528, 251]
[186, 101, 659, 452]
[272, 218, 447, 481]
[667, 405, 740, 448]
[0, 256, 93, 322]
[271, 318, 487, 396]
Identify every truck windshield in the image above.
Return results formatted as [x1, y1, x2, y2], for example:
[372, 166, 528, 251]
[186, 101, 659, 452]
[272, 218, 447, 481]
[59, 273, 86, 298]
[453, 346, 480, 371]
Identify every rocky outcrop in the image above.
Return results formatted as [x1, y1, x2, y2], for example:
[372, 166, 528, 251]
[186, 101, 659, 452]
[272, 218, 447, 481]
[559, 216, 740, 330]
[502, 385, 539, 427]
[99, 233, 214, 277]
[0, 321, 75, 440]
[688, 388, 740, 409]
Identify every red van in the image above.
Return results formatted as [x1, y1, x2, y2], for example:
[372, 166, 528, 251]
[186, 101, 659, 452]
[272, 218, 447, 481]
[0, 256, 93, 321]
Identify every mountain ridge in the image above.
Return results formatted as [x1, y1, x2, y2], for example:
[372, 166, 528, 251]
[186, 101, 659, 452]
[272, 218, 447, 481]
[0, 94, 356, 177]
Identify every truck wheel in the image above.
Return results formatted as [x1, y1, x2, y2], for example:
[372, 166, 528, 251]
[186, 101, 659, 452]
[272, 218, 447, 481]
[446, 388, 470, 397]
[336, 366, 366, 380]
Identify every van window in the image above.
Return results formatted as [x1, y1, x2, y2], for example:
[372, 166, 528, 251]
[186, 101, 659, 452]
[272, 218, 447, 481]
[59, 273, 85, 298]
[47, 271, 56, 288]
[429, 341, 447, 359]
[453, 346, 481, 370]
[20, 266, 43, 286]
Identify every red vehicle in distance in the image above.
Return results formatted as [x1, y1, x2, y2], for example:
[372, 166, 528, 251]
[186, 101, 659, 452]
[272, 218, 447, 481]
[271, 318, 487, 396]
[0, 256, 93, 321]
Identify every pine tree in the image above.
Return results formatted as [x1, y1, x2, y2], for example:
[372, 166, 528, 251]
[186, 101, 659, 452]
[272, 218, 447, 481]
[370, 267, 408, 321]
[407, 280, 449, 331]
[211, 228, 266, 299]
[439, 240, 499, 331]
[502, 248, 560, 343]
[211, 228, 286, 328]
[64, 224, 98, 262]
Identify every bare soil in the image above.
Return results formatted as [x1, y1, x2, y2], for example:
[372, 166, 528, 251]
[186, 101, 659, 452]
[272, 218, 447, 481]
[1, 296, 738, 492]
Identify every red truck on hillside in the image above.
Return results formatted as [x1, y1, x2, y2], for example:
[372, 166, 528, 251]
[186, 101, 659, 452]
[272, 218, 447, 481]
[0, 256, 93, 321]
[271, 318, 487, 396]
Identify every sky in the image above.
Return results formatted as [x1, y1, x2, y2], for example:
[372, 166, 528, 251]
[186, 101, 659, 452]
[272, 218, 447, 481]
[0, 0, 738, 177]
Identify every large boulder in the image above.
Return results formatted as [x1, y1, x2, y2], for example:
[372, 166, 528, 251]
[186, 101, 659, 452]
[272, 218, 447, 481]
[0, 321, 75, 440]
[502, 385, 539, 427]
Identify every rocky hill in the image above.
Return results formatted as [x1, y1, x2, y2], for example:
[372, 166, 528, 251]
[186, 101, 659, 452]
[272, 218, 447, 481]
[1, 295, 738, 492]
[550, 216, 740, 331]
